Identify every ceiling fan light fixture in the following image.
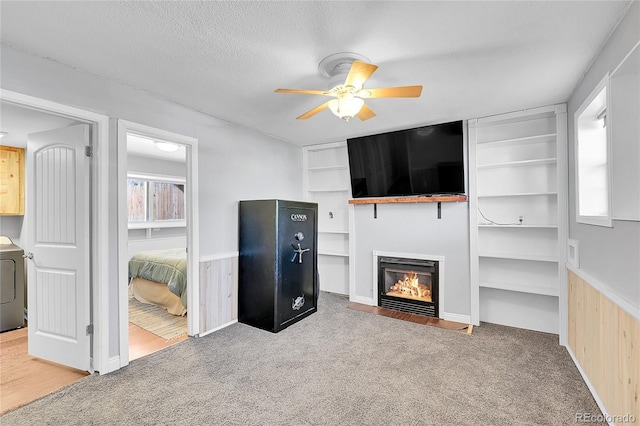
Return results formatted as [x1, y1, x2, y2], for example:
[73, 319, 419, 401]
[328, 97, 364, 121]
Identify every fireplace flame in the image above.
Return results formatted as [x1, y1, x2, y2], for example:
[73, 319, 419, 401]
[388, 272, 432, 302]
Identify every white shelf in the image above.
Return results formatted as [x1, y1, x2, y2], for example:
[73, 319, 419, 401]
[477, 191, 557, 198]
[308, 165, 348, 172]
[478, 224, 558, 229]
[477, 133, 557, 148]
[318, 251, 349, 257]
[477, 158, 557, 169]
[478, 252, 558, 262]
[304, 141, 351, 296]
[479, 281, 559, 297]
[470, 105, 566, 332]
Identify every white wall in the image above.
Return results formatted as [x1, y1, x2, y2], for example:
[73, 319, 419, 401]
[127, 154, 186, 178]
[352, 201, 470, 317]
[1, 45, 303, 359]
[0, 216, 24, 248]
[567, 2, 640, 309]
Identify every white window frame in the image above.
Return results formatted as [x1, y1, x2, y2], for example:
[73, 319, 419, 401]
[574, 74, 613, 227]
[127, 172, 187, 229]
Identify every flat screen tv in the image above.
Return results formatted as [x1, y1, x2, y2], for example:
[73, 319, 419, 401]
[347, 121, 465, 198]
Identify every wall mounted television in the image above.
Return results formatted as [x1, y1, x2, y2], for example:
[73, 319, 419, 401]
[347, 120, 465, 198]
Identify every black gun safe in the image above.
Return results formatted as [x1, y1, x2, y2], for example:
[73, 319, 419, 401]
[238, 199, 318, 332]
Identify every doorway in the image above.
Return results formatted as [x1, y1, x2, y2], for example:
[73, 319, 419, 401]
[116, 120, 199, 367]
[0, 89, 110, 373]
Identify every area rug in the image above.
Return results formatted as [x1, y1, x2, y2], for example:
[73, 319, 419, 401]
[128, 295, 187, 341]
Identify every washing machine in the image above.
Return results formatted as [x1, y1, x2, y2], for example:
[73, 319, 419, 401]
[0, 236, 25, 332]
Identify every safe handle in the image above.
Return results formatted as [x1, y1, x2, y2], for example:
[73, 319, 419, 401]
[23, 252, 34, 260]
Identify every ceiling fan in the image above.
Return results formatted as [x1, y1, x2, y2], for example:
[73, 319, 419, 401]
[275, 53, 422, 122]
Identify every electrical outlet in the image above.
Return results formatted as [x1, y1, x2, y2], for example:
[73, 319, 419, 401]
[518, 215, 524, 224]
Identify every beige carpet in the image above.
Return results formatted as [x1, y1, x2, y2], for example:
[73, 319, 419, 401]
[128, 295, 187, 341]
[5, 292, 605, 425]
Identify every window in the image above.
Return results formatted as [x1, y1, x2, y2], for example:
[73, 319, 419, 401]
[575, 75, 612, 227]
[127, 173, 186, 228]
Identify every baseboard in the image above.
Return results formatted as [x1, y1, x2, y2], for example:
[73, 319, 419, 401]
[443, 312, 471, 324]
[99, 356, 122, 375]
[566, 345, 613, 425]
[350, 295, 374, 306]
[197, 319, 237, 338]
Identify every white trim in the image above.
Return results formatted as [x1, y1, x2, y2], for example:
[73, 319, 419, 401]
[305, 140, 348, 151]
[127, 172, 185, 184]
[468, 118, 480, 326]
[443, 313, 471, 324]
[565, 345, 614, 426]
[372, 250, 445, 319]
[107, 356, 121, 374]
[556, 105, 569, 347]
[350, 295, 374, 306]
[348, 204, 358, 303]
[196, 320, 238, 338]
[0, 89, 110, 374]
[567, 264, 640, 322]
[476, 105, 557, 126]
[372, 251, 445, 262]
[117, 120, 200, 369]
[199, 252, 239, 263]
[574, 74, 613, 228]
[577, 215, 613, 228]
[116, 120, 130, 368]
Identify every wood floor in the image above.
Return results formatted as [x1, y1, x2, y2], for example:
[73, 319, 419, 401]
[129, 322, 188, 361]
[0, 324, 187, 415]
[347, 302, 472, 333]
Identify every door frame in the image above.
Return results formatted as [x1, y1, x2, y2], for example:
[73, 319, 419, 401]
[116, 120, 199, 368]
[0, 88, 110, 373]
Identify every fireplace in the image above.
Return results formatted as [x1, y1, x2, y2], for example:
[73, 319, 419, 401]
[378, 256, 439, 317]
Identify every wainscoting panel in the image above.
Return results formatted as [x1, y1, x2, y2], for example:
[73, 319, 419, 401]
[568, 269, 639, 421]
[199, 254, 238, 335]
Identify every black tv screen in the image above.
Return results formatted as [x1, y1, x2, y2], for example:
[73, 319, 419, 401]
[347, 121, 465, 198]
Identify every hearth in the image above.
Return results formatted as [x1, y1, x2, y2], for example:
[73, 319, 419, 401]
[378, 256, 438, 317]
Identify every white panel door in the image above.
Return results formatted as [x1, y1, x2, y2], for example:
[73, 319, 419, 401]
[26, 124, 91, 371]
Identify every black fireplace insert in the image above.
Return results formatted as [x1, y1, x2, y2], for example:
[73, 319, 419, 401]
[378, 256, 438, 317]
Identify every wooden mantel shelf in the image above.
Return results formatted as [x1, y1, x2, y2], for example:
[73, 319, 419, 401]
[348, 195, 468, 205]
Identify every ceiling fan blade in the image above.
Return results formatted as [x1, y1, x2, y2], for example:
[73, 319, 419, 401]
[357, 104, 376, 121]
[296, 102, 329, 120]
[362, 85, 423, 98]
[344, 60, 379, 89]
[275, 89, 332, 96]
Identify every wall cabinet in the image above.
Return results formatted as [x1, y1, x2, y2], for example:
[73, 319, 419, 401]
[303, 142, 350, 295]
[469, 105, 568, 334]
[0, 146, 25, 216]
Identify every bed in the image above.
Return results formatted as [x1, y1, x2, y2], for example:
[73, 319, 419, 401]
[128, 248, 187, 316]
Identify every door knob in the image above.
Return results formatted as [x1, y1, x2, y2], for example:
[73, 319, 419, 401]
[23, 252, 33, 260]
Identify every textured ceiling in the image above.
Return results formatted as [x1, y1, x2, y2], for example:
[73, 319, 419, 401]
[0, 1, 633, 146]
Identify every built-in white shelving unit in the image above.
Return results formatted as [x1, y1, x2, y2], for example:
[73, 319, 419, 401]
[303, 142, 351, 295]
[469, 105, 568, 334]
